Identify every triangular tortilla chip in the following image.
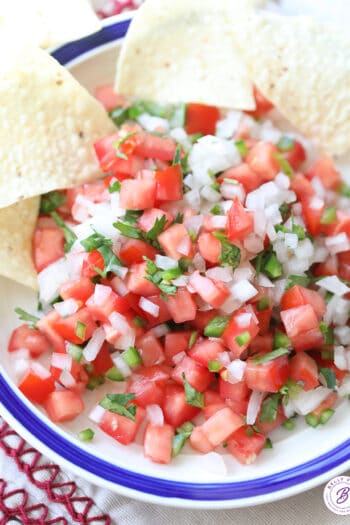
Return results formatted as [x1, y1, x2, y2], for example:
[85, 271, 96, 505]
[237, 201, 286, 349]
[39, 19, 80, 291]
[0, 198, 39, 290]
[0, 0, 101, 48]
[0, 44, 114, 208]
[231, 11, 350, 155]
[115, 0, 255, 109]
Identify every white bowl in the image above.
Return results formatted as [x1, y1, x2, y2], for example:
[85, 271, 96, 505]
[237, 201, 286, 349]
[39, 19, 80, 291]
[1, 14, 350, 509]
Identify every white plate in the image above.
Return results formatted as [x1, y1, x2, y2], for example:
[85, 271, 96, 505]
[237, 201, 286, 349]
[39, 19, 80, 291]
[1, 15, 350, 509]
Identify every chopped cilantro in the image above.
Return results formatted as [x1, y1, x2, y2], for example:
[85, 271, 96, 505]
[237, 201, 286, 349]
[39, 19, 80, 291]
[172, 421, 193, 457]
[279, 379, 303, 405]
[14, 308, 39, 329]
[114, 215, 166, 250]
[114, 221, 143, 239]
[279, 202, 291, 220]
[212, 231, 241, 270]
[108, 106, 130, 126]
[285, 274, 311, 290]
[108, 180, 121, 193]
[252, 348, 289, 365]
[40, 191, 66, 214]
[80, 231, 123, 278]
[99, 393, 137, 421]
[80, 231, 113, 252]
[146, 215, 167, 245]
[182, 373, 204, 408]
[173, 212, 184, 224]
[273, 152, 294, 177]
[124, 209, 143, 224]
[50, 211, 77, 252]
[113, 132, 138, 160]
[210, 204, 222, 215]
[211, 182, 220, 192]
[86, 375, 105, 390]
[169, 103, 186, 128]
[263, 437, 273, 449]
[172, 144, 182, 165]
[144, 257, 177, 295]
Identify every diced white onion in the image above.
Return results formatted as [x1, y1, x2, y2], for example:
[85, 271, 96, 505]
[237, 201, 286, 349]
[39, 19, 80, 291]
[66, 252, 85, 280]
[10, 348, 30, 360]
[109, 312, 136, 350]
[234, 312, 252, 328]
[177, 237, 191, 256]
[51, 352, 72, 370]
[83, 327, 106, 362]
[244, 234, 264, 253]
[193, 252, 206, 272]
[146, 404, 164, 426]
[231, 280, 258, 303]
[215, 111, 242, 139]
[59, 369, 76, 388]
[217, 352, 231, 366]
[110, 277, 128, 297]
[246, 391, 265, 425]
[325, 233, 350, 255]
[283, 400, 296, 419]
[38, 258, 69, 304]
[151, 324, 170, 338]
[137, 113, 169, 132]
[94, 284, 112, 305]
[173, 351, 186, 365]
[220, 182, 245, 201]
[338, 375, 350, 397]
[155, 255, 178, 270]
[210, 215, 227, 229]
[233, 265, 255, 282]
[309, 196, 324, 210]
[206, 266, 233, 282]
[14, 358, 31, 380]
[201, 185, 222, 202]
[53, 298, 79, 318]
[275, 172, 290, 190]
[219, 295, 240, 314]
[184, 188, 201, 209]
[272, 279, 287, 305]
[112, 353, 132, 377]
[334, 326, 350, 346]
[31, 362, 51, 380]
[334, 346, 348, 371]
[184, 214, 204, 235]
[265, 204, 282, 225]
[291, 387, 331, 415]
[139, 297, 160, 317]
[257, 274, 274, 288]
[317, 276, 350, 296]
[284, 233, 298, 250]
[89, 405, 106, 424]
[227, 359, 247, 384]
[172, 275, 188, 287]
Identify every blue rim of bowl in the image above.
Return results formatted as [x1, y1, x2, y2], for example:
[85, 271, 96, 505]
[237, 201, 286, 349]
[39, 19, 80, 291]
[1, 15, 349, 502]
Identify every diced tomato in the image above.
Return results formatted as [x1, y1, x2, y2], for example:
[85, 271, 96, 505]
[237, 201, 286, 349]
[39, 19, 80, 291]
[60, 278, 95, 303]
[119, 178, 156, 210]
[290, 173, 315, 200]
[222, 307, 259, 358]
[18, 366, 55, 404]
[227, 197, 254, 241]
[197, 232, 221, 264]
[8, 324, 50, 357]
[164, 331, 191, 365]
[100, 406, 145, 445]
[289, 352, 319, 391]
[254, 306, 272, 335]
[255, 404, 286, 435]
[329, 211, 350, 238]
[44, 390, 84, 422]
[171, 356, 213, 392]
[189, 271, 230, 309]
[245, 355, 290, 393]
[218, 163, 261, 192]
[91, 342, 113, 376]
[301, 195, 326, 236]
[219, 378, 249, 403]
[86, 285, 129, 323]
[140, 295, 171, 326]
[126, 262, 159, 296]
[189, 339, 225, 367]
[281, 285, 326, 319]
[162, 383, 200, 427]
[158, 223, 193, 260]
[246, 142, 280, 182]
[81, 250, 105, 279]
[191, 310, 219, 332]
[311, 392, 338, 418]
[227, 426, 266, 464]
[126, 365, 170, 407]
[144, 423, 174, 464]
[133, 133, 177, 161]
[338, 251, 350, 282]
[137, 331, 165, 367]
[37, 312, 66, 353]
[190, 408, 244, 452]
[50, 308, 98, 345]
[249, 334, 273, 355]
[282, 140, 306, 170]
[155, 164, 183, 201]
[306, 156, 341, 190]
[245, 86, 274, 118]
[310, 354, 347, 382]
[94, 131, 143, 174]
[137, 208, 173, 232]
[119, 239, 157, 265]
[167, 288, 197, 323]
[33, 225, 65, 273]
[188, 426, 213, 453]
[281, 304, 323, 351]
[203, 390, 227, 419]
[185, 103, 220, 136]
[94, 84, 129, 111]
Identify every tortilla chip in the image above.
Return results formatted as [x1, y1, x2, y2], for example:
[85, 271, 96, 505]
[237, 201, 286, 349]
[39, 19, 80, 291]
[0, 0, 101, 48]
[0, 44, 114, 209]
[231, 12, 350, 155]
[115, 0, 255, 109]
[0, 197, 39, 290]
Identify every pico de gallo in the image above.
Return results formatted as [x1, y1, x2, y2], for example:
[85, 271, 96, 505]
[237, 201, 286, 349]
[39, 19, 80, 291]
[8, 86, 350, 466]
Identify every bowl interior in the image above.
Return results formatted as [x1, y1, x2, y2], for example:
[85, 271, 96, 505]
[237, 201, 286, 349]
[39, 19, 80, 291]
[1, 33, 350, 505]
